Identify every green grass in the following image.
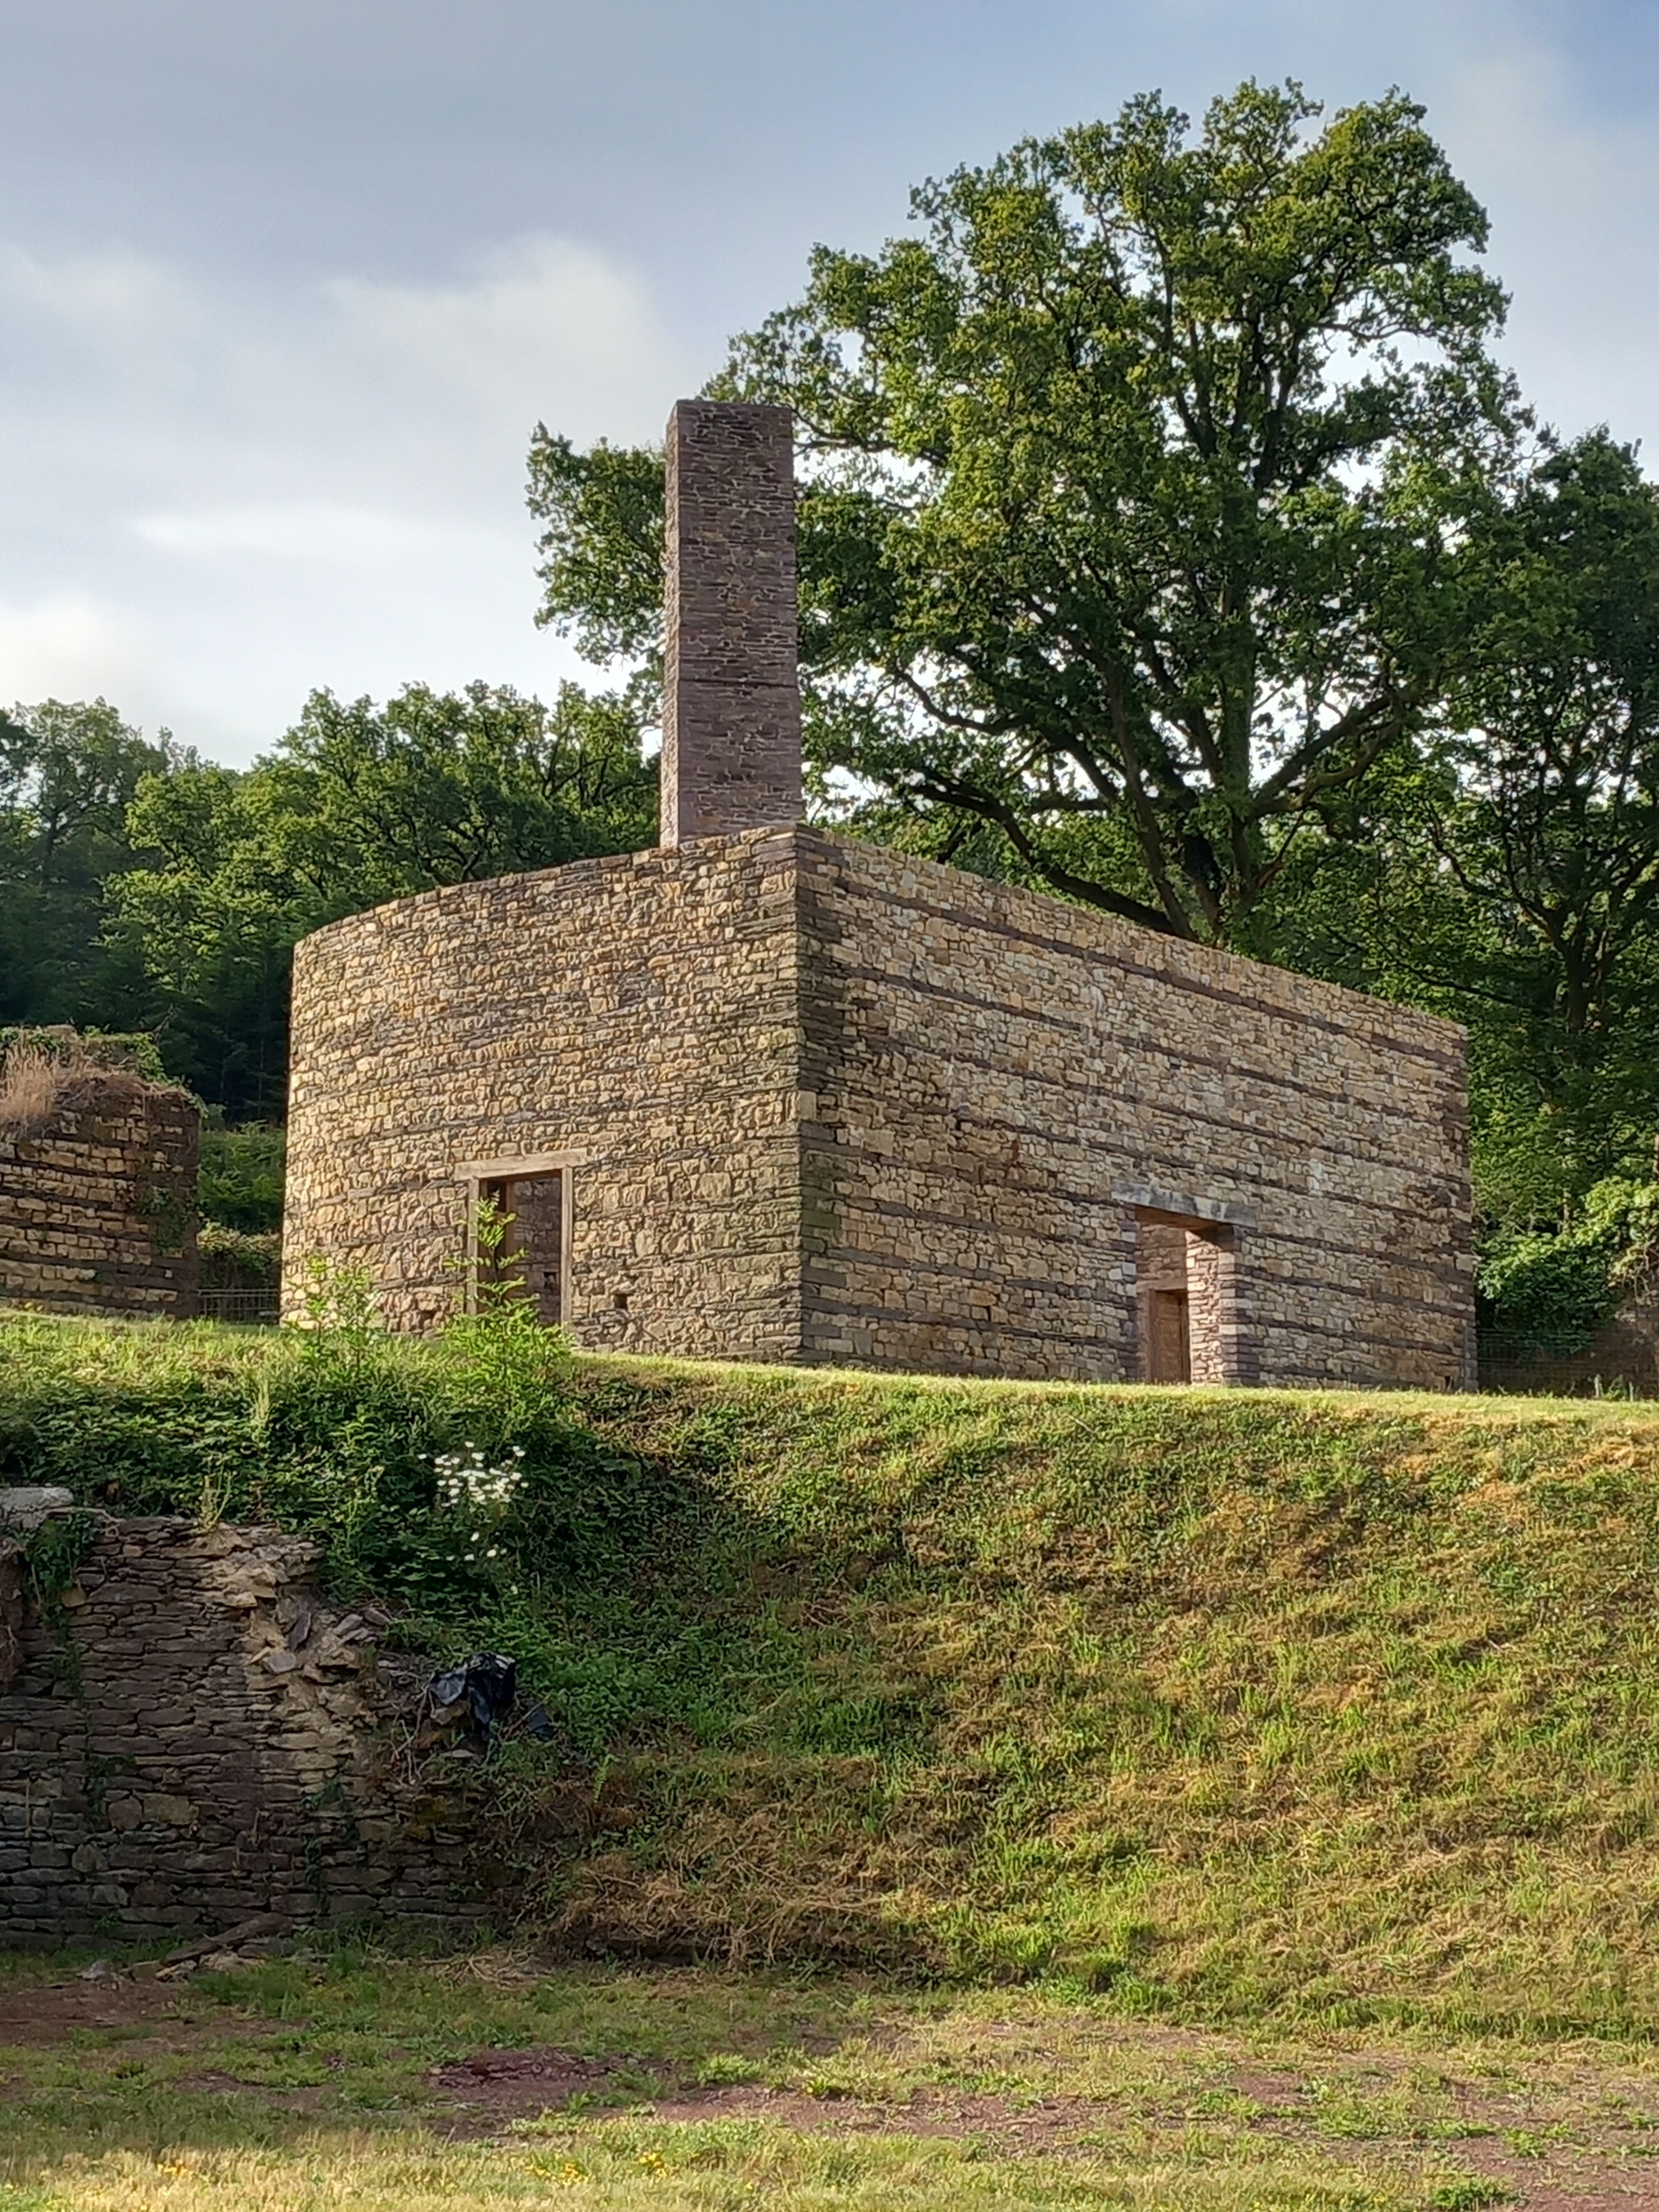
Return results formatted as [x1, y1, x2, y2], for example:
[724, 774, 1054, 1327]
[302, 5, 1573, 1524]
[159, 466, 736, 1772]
[11, 1315, 1659, 2033]
[0, 1949, 1612, 2208]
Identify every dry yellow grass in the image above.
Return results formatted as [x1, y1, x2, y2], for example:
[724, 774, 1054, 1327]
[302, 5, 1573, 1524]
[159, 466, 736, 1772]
[0, 1040, 72, 1130]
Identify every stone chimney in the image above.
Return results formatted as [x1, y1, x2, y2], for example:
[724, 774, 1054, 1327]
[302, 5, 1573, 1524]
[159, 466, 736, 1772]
[659, 399, 802, 847]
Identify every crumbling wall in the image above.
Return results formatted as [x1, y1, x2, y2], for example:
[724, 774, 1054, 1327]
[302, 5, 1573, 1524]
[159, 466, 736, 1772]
[0, 1514, 490, 1949]
[0, 1058, 200, 1319]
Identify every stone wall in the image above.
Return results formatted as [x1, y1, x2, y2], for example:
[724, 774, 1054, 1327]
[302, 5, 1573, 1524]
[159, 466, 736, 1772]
[0, 1071, 199, 1319]
[282, 826, 1472, 1389]
[659, 400, 801, 848]
[285, 833, 807, 1348]
[795, 835, 1471, 1389]
[0, 1515, 488, 1949]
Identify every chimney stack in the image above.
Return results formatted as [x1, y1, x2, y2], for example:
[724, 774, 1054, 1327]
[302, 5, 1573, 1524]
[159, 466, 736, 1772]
[659, 400, 802, 847]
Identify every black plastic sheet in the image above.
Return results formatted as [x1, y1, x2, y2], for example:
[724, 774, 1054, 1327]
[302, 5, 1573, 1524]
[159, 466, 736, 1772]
[428, 1650, 518, 1742]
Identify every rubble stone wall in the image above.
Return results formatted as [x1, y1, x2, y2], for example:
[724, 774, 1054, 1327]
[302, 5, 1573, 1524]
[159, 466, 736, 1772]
[795, 835, 1472, 1387]
[0, 1076, 199, 1319]
[284, 834, 807, 1352]
[0, 1516, 485, 1949]
[283, 826, 1472, 1387]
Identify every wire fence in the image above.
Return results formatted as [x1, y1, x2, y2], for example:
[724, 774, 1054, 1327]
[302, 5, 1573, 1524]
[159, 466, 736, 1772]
[1476, 1332, 1652, 1399]
[196, 1287, 280, 1326]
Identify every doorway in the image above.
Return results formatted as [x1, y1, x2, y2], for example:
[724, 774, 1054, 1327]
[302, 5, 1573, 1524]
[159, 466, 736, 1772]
[1131, 1204, 1251, 1385]
[1147, 1286, 1192, 1383]
[477, 1171, 563, 1323]
[460, 1155, 573, 1327]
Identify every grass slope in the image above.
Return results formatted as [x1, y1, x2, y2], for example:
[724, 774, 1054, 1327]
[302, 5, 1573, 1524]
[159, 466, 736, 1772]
[7, 1316, 1659, 2035]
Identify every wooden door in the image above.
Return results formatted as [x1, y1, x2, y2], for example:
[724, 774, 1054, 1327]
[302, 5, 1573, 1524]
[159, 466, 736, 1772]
[1149, 1288, 1192, 1382]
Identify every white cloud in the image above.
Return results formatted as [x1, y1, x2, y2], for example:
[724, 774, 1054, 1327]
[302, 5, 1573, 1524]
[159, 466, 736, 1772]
[132, 501, 487, 566]
[325, 235, 681, 444]
[0, 232, 689, 759]
[0, 593, 161, 717]
[0, 243, 195, 341]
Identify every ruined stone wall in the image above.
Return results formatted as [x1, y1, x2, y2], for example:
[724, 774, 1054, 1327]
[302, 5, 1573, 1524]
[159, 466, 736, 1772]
[794, 835, 1473, 1387]
[284, 834, 808, 1351]
[0, 1077, 198, 1320]
[0, 1516, 485, 1949]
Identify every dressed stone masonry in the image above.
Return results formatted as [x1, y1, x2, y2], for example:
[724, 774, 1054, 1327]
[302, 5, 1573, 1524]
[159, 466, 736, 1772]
[283, 400, 1475, 1389]
[0, 1510, 487, 1947]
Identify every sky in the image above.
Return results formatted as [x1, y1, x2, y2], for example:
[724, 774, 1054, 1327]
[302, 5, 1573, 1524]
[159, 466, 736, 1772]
[0, 0, 1655, 765]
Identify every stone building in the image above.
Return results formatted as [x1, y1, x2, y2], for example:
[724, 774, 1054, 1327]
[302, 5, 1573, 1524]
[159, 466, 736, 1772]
[283, 401, 1474, 1389]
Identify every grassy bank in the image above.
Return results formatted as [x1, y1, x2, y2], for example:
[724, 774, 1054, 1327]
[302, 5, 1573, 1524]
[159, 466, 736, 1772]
[7, 1315, 1659, 2035]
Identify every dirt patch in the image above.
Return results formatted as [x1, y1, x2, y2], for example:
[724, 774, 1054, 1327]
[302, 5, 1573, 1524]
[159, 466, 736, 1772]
[427, 2049, 1109, 2149]
[434, 2049, 1169, 2147]
[430, 2047, 642, 2120]
[0, 1969, 191, 2048]
[423, 2040, 1659, 2209]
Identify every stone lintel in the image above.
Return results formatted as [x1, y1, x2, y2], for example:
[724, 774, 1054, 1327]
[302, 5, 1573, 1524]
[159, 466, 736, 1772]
[1111, 1181, 1259, 1232]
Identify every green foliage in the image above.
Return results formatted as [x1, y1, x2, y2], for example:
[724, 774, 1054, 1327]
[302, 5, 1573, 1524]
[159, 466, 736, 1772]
[528, 433, 668, 663]
[1477, 1177, 1659, 1350]
[12, 1507, 100, 1693]
[0, 699, 178, 1033]
[196, 1221, 281, 1288]
[15, 1507, 98, 1610]
[18, 1322, 1659, 2031]
[197, 1121, 286, 1233]
[0, 1313, 673, 1643]
[1476, 1229, 1619, 1349]
[105, 679, 656, 1114]
[1270, 432, 1659, 1219]
[0, 1024, 167, 1083]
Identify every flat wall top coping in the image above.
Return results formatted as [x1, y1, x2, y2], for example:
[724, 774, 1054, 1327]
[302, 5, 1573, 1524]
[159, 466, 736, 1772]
[288, 825, 1464, 1058]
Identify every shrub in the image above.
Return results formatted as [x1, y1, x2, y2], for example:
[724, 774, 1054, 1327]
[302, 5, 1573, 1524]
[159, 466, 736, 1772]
[198, 1122, 286, 1233]
[1477, 1176, 1659, 1352]
[197, 1221, 281, 1289]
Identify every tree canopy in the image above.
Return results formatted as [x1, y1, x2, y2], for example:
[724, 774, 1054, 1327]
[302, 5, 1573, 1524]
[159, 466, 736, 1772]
[0, 681, 654, 1115]
[0, 698, 178, 1028]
